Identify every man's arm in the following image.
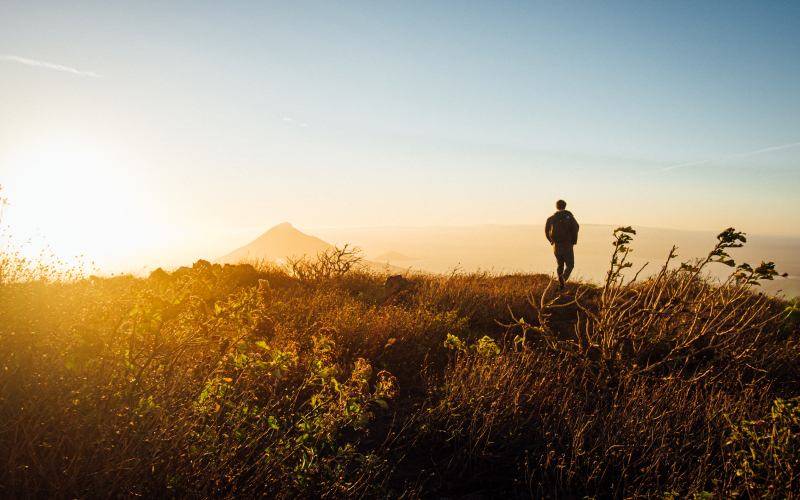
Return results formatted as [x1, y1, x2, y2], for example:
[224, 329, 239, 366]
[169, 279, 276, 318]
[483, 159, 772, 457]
[545, 219, 553, 243]
[572, 217, 579, 245]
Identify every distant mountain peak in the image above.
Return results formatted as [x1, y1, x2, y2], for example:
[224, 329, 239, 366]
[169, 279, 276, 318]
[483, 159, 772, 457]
[372, 250, 418, 262]
[217, 222, 332, 263]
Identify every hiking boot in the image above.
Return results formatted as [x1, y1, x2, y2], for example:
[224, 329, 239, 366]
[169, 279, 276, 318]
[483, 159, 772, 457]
[558, 276, 565, 290]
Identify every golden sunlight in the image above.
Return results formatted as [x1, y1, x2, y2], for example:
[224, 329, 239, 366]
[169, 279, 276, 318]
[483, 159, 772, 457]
[4, 135, 163, 267]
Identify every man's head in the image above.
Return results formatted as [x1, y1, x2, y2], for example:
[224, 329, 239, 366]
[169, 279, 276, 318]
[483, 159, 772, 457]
[556, 200, 567, 211]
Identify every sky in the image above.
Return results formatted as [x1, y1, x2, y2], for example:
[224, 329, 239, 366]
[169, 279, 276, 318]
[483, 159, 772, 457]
[1, 1, 799, 270]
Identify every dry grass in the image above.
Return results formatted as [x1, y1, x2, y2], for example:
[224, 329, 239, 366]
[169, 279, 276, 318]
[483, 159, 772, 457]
[0, 236, 798, 499]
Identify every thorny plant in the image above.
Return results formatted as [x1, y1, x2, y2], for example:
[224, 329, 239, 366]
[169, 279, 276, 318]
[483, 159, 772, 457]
[285, 244, 365, 283]
[509, 227, 788, 388]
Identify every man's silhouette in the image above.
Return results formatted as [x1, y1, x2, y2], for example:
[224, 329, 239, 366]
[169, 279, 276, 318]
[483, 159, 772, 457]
[545, 200, 579, 290]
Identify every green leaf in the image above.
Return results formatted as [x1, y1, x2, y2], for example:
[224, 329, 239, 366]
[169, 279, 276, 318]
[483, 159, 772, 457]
[65, 357, 78, 370]
[254, 340, 269, 350]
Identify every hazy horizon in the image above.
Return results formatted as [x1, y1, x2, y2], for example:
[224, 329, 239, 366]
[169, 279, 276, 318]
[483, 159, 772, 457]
[42, 220, 793, 298]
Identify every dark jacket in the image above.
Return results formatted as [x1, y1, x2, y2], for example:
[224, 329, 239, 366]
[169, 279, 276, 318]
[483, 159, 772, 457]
[545, 210, 579, 249]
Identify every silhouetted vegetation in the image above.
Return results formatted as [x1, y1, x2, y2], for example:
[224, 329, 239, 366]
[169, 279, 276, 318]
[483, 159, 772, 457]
[1, 221, 798, 498]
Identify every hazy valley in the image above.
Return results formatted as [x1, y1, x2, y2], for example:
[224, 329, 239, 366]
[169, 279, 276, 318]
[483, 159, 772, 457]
[215, 222, 800, 298]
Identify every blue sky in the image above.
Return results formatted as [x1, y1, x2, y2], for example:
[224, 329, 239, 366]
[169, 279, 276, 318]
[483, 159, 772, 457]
[1, 1, 799, 267]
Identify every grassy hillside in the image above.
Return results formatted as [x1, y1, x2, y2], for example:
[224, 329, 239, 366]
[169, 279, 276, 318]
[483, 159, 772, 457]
[1, 230, 798, 499]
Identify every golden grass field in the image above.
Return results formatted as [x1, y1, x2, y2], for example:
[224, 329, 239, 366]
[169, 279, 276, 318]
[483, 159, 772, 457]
[1, 229, 798, 499]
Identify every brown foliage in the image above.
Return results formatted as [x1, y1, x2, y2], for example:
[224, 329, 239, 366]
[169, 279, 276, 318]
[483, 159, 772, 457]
[0, 227, 798, 499]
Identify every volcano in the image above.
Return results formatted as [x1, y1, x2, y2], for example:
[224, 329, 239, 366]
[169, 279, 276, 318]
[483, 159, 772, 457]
[216, 222, 333, 263]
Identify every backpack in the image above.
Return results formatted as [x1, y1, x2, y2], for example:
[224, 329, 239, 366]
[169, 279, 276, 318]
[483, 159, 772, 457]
[550, 216, 572, 243]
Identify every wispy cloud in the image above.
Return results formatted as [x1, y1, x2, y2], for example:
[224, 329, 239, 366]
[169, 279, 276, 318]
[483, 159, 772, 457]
[283, 117, 309, 127]
[659, 141, 800, 172]
[0, 55, 103, 78]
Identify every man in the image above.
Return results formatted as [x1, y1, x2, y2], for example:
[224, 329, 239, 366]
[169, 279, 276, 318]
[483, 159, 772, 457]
[545, 200, 579, 290]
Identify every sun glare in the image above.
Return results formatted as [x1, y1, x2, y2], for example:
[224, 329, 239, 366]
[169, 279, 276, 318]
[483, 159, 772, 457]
[3, 135, 165, 269]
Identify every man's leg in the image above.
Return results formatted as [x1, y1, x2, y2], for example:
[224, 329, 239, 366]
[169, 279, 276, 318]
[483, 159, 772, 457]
[562, 246, 575, 281]
[555, 250, 565, 276]
[554, 248, 566, 289]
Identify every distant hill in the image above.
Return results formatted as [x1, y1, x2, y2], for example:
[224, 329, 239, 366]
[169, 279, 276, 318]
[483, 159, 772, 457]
[216, 224, 413, 275]
[216, 222, 333, 263]
[372, 250, 418, 262]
